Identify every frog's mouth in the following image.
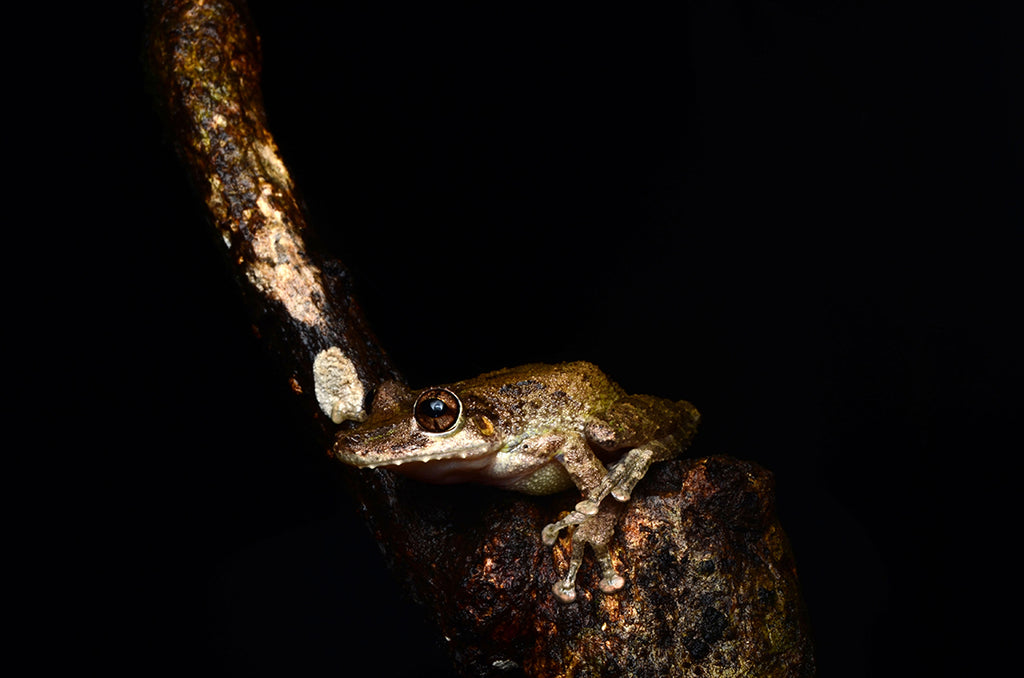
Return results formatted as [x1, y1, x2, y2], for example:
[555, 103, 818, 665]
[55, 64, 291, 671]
[339, 443, 499, 484]
[347, 443, 496, 470]
[333, 414, 508, 480]
[384, 449, 502, 483]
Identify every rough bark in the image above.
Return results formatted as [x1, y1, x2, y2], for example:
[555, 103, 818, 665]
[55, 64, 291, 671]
[145, 0, 399, 439]
[145, 2, 815, 675]
[359, 456, 815, 677]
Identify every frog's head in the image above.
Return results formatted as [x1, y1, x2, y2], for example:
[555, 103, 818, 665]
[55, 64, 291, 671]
[332, 379, 506, 483]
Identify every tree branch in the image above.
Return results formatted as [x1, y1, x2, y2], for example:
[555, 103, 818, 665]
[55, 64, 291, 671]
[145, 0, 398, 439]
[145, 2, 815, 675]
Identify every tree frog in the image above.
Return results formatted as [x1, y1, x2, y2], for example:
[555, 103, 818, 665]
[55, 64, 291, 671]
[333, 361, 699, 602]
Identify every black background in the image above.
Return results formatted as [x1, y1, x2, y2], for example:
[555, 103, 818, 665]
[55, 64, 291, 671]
[51, 2, 1019, 676]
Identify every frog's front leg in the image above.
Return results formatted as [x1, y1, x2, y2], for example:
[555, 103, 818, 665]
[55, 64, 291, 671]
[541, 435, 627, 602]
[576, 396, 698, 513]
[575, 437, 679, 514]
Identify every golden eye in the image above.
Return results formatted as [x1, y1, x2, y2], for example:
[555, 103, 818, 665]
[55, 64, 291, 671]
[413, 388, 462, 433]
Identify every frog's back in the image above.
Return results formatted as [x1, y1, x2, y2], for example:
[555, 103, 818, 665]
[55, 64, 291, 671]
[464, 361, 621, 397]
[455, 361, 623, 426]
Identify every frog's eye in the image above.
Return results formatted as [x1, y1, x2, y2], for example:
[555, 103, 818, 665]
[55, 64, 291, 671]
[413, 388, 462, 434]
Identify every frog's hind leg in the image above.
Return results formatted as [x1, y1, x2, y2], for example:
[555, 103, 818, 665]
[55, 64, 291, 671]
[547, 501, 625, 602]
[589, 536, 625, 594]
[551, 537, 585, 603]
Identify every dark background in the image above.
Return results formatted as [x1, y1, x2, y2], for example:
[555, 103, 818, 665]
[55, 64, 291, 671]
[58, 2, 1019, 676]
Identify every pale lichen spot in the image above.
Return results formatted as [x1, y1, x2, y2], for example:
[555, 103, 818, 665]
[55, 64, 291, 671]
[313, 347, 367, 424]
[245, 184, 327, 327]
[244, 261, 325, 328]
[255, 186, 284, 224]
[255, 139, 293, 189]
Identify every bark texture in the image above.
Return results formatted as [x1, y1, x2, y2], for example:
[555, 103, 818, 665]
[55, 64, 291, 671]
[145, 0, 399, 437]
[359, 456, 815, 677]
[146, 2, 815, 675]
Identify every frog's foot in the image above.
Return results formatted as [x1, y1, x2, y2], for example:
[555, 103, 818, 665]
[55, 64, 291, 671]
[549, 540, 623, 602]
[551, 546, 584, 603]
[544, 501, 625, 602]
[592, 540, 625, 593]
[607, 447, 656, 502]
